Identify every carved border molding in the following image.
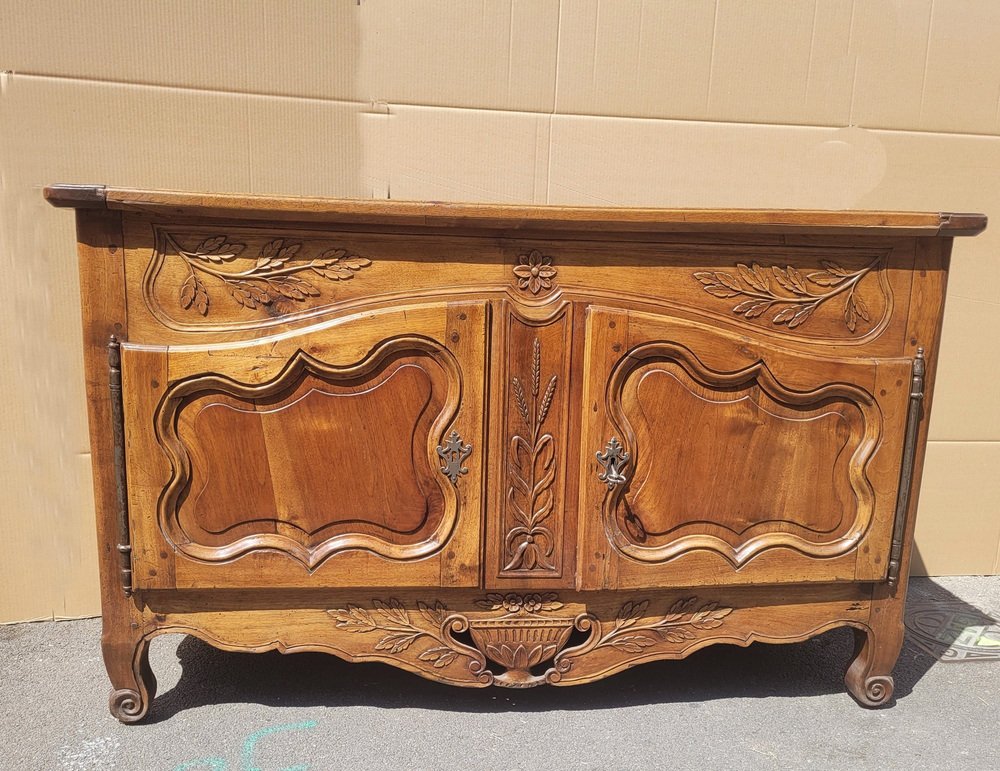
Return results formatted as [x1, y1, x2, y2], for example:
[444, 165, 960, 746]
[153, 335, 464, 570]
[603, 340, 881, 567]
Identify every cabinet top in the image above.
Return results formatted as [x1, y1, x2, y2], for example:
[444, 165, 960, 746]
[44, 184, 987, 237]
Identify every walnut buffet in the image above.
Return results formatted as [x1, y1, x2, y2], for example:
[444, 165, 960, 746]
[46, 185, 986, 721]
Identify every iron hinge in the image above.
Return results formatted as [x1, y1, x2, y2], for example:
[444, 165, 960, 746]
[108, 335, 133, 597]
[887, 348, 926, 588]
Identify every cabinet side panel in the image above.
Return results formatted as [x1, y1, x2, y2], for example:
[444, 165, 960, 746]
[866, 238, 953, 649]
[75, 209, 144, 682]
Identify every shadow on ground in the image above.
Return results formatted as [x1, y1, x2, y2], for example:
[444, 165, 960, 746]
[143, 578, 997, 723]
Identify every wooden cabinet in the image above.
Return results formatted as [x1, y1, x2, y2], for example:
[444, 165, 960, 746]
[46, 185, 985, 720]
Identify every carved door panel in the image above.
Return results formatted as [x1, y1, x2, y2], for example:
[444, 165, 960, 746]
[485, 301, 578, 589]
[121, 302, 487, 589]
[578, 306, 914, 590]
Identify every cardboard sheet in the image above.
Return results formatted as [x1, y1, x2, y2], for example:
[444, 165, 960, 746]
[1, 1, 998, 622]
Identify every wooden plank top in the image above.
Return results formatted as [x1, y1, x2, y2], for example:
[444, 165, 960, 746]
[44, 184, 987, 237]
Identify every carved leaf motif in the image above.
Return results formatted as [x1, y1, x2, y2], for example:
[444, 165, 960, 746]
[418, 600, 448, 627]
[596, 597, 734, 655]
[689, 602, 734, 629]
[329, 604, 377, 632]
[312, 248, 372, 274]
[375, 631, 422, 653]
[268, 275, 320, 300]
[229, 280, 271, 309]
[771, 265, 808, 295]
[786, 305, 815, 329]
[190, 236, 245, 263]
[167, 232, 372, 316]
[615, 600, 650, 630]
[704, 284, 741, 299]
[737, 263, 770, 292]
[854, 294, 871, 322]
[486, 642, 559, 669]
[772, 306, 797, 324]
[693, 258, 880, 333]
[609, 634, 658, 653]
[821, 260, 850, 277]
[476, 594, 506, 611]
[732, 299, 773, 318]
[806, 271, 844, 286]
[179, 273, 209, 315]
[327, 599, 475, 673]
[418, 646, 458, 668]
[373, 598, 410, 627]
[662, 597, 698, 622]
[657, 628, 697, 643]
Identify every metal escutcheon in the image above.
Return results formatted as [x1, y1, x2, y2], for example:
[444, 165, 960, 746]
[596, 437, 630, 488]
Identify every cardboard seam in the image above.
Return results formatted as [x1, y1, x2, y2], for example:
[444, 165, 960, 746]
[8, 71, 1000, 138]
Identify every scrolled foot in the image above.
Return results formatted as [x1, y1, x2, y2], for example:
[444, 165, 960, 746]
[104, 635, 156, 723]
[846, 672, 894, 707]
[109, 688, 149, 724]
[845, 626, 897, 708]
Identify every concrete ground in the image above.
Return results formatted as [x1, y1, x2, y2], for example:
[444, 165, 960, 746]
[1, 576, 998, 771]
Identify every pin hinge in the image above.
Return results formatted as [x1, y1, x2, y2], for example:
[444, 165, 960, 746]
[108, 335, 133, 596]
[887, 348, 926, 587]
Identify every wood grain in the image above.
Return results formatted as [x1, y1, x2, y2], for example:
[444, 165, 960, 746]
[48, 188, 983, 720]
[46, 184, 987, 235]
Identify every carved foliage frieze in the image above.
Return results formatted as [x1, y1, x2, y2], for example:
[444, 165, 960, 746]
[143, 226, 375, 329]
[694, 258, 883, 333]
[587, 597, 733, 653]
[327, 594, 734, 688]
[169, 232, 371, 316]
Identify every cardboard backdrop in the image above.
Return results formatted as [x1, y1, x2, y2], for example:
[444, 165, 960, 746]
[2, 0, 998, 622]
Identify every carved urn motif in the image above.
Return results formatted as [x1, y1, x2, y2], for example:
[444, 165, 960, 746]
[470, 593, 575, 686]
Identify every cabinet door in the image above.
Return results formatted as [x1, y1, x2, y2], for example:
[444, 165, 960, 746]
[122, 302, 486, 589]
[578, 306, 913, 590]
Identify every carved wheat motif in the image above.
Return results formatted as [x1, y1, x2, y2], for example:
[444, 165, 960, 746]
[505, 338, 559, 572]
[594, 598, 734, 653]
[169, 233, 372, 316]
[694, 259, 879, 332]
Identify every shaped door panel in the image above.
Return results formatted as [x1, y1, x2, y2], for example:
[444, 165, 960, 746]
[122, 302, 487, 589]
[579, 307, 911, 589]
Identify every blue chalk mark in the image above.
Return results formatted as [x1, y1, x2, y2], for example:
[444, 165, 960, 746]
[173, 719, 318, 771]
[242, 721, 318, 771]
